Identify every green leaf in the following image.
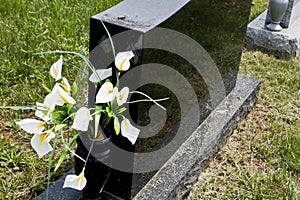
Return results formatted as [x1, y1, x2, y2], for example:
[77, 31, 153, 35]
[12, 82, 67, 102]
[67, 104, 73, 115]
[117, 107, 126, 115]
[71, 82, 78, 96]
[114, 117, 120, 135]
[110, 99, 120, 115]
[55, 124, 67, 132]
[106, 106, 113, 118]
[54, 133, 79, 172]
[42, 84, 52, 93]
[95, 106, 102, 137]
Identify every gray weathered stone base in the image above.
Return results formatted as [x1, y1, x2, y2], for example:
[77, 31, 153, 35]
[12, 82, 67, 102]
[36, 75, 260, 200]
[245, 8, 300, 59]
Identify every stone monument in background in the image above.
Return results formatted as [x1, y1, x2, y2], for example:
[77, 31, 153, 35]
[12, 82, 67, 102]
[246, 0, 300, 58]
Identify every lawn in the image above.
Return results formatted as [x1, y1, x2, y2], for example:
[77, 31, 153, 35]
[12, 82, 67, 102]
[0, 0, 121, 199]
[187, 2, 300, 200]
[1, 0, 299, 199]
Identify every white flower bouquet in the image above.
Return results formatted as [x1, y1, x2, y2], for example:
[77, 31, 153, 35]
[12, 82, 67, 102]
[12, 50, 167, 193]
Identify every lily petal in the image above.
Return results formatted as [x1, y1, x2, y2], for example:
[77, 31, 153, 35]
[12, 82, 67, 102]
[50, 55, 63, 81]
[115, 51, 134, 71]
[53, 84, 76, 105]
[35, 110, 50, 122]
[61, 77, 71, 94]
[16, 119, 45, 134]
[115, 87, 129, 106]
[63, 173, 87, 191]
[36, 102, 47, 111]
[71, 107, 93, 131]
[95, 82, 115, 103]
[31, 130, 55, 158]
[89, 68, 112, 83]
[121, 118, 140, 145]
[43, 92, 57, 112]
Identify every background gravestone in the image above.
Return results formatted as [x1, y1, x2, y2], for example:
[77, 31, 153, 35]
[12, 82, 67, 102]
[265, 0, 295, 28]
[245, 0, 300, 58]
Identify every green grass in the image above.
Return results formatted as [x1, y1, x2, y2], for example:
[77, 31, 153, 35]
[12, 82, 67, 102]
[187, 52, 300, 200]
[0, 0, 121, 199]
[1, 0, 300, 199]
[249, 0, 269, 21]
[187, 1, 300, 199]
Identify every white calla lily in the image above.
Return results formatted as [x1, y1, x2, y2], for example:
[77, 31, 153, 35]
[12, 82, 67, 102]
[114, 87, 129, 106]
[63, 172, 87, 191]
[95, 82, 115, 103]
[35, 102, 51, 122]
[52, 84, 76, 105]
[43, 92, 57, 112]
[61, 77, 71, 93]
[71, 107, 93, 131]
[89, 68, 112, 83]
[16, 119, 45, 134]
[36, 102, 47, 111]
[31, 130, 55, 158]
[121, 118, 140, 145]
[50, 55, 63, 81]
[115, 51, 134, 71]
[35, 110, 50, 122]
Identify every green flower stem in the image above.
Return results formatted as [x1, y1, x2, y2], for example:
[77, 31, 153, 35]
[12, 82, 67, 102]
[90, 109, 106, 117]
[99, 18, 119, 88]
[61, 113, 76, 124]
[46, 131, 59, 200]
[99, 19, 115, 58]
[83, 141, 94, 169]
[33, 51, 101, 83]
[128, 91, 169, 110]
[60, 130, 85, 163]
[0, 105, 37, 110]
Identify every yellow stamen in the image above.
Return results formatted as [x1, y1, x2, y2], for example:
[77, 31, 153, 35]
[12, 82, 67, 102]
[119, 92, 124, 100]
[34, 122, 45, 132]
[53, 66, 59, 76]
[119, 58, 126, 71]
[59, 83, 69, 93]
[59, 94, 69, 103]
[39, 131, 51, 150]
[44, 103, 50, 110]
[78, 173, 84, 190]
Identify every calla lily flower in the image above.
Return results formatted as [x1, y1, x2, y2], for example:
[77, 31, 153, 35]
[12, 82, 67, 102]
[63, 172, 87, 191]
[52, 84, 76, 105]
[71, 107, 93, 131]
[16, 119, 46, 134]
[35, 110, 50, 122]
[61, 77, 71, 94]
[89, 68, 112, 83]
[95, 82, 115, 103]
[35, 102, 50, 122]
[31, 130, 55, 158]
[43, 92, 57, 113]
[115, 51, 134, 71]
[50, 55, 63, 81]
[121, 118, 140, 145]
[114, 87, 129, 106]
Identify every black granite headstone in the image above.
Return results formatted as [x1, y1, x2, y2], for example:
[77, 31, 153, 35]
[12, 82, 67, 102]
[88, 0, 252, 199]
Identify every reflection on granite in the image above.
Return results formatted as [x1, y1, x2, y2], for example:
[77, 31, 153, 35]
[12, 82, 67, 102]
[88, 0, 253, 199]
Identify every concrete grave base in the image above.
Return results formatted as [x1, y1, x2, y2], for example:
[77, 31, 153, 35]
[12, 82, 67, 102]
[36, 75, 260, 200]
[245, 6, 300, 59]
